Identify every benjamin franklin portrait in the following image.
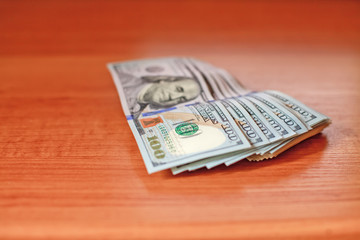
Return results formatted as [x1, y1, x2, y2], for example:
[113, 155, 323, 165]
[120, 74, 201, 117]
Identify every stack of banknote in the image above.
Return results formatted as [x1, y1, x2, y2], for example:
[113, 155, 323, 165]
[107, 57, 331, 174]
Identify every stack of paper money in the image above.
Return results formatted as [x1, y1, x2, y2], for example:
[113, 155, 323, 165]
[107, 57, 331, 174]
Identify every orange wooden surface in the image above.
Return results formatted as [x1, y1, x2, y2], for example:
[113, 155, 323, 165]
[1, 1, 360, 239]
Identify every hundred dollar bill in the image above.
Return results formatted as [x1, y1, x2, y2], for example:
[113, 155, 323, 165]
[188, 58, 233, 99]
[189, 58, 248, 96]
[222, 99, 270, 147]
[218, 69, 249, 95]
[171, 149, 255, 175]
[248, 93, 328, 161]
[171, 96, 277, 173]
[251, 91, 331, 157]
[184, 58, 226, 100]
[232, 97, 283, 143]
[263, 90, 330, 127]
[206, 94, 297, 168]
[239, 94, 309, 157]
[129, 101, 251, 173]
[108, 57, 331, 174]
[247, 93, 311, 134]
[202, 98, 271, 169]
[221, 97, 286, 165]
[108, 57, 214, 119]
[243, 96, 296, 140]
[248, 122, 331, 161]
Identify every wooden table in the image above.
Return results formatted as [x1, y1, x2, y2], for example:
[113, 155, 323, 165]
[1, 1, 360, 239]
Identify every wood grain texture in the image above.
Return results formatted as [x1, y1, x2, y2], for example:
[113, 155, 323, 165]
[1, 1, 360, 239]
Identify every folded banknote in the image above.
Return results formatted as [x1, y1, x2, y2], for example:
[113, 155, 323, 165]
[107, 57, 331, 174]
